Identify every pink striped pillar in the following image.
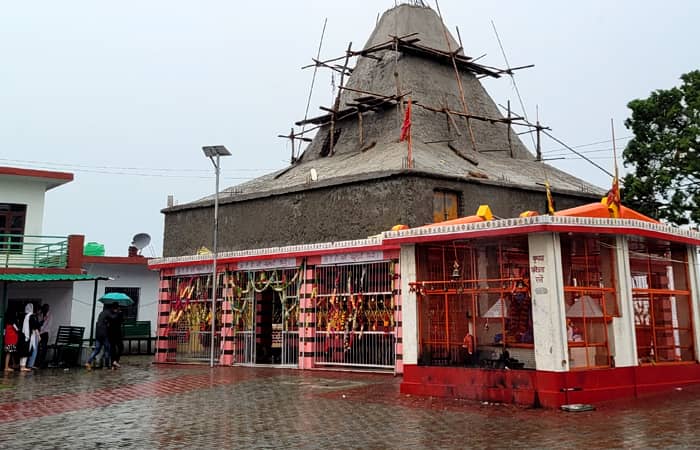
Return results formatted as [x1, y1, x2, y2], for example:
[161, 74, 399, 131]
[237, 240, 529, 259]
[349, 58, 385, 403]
[155, 276, 176, 363]
[219, 297, 234, 366]
[298, 267, 316, 370]
[255, 293, 263, 360]
[393, 260, 403, 374]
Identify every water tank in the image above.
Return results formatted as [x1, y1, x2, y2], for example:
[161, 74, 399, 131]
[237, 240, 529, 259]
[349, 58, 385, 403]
[84, 242, 105, 256]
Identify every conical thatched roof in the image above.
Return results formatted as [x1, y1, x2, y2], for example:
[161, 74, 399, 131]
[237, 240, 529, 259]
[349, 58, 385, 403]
[173, 4, 603, 211]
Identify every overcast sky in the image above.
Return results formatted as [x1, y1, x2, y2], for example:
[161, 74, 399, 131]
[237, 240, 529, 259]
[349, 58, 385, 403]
[1, 1, 698, 257]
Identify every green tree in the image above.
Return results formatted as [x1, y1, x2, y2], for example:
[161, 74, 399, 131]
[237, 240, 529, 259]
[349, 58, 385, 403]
[622, 70, 700, 225]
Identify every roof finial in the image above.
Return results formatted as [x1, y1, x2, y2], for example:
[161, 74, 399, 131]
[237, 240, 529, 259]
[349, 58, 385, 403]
[399, 0, 428, 7]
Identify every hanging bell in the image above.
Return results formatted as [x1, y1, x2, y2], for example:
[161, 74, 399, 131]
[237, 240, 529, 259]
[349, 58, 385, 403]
[451, 261, 461, 280]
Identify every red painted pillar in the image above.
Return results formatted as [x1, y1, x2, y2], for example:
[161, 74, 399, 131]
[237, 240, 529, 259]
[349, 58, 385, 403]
[66, 234, 85, 270]
[298, 267, 316, 370]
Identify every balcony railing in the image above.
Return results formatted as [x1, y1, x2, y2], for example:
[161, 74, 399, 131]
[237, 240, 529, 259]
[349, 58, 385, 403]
[0, 234, 69, 269]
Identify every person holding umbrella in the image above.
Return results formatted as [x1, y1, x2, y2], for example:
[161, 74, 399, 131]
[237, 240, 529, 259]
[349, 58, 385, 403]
[87, 292, 133, 370]
[86, 305, 114, 370]
[108, 303, 124, 369]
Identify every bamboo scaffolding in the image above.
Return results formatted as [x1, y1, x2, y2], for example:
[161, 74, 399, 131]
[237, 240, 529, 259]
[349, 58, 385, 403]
[435, 0, 477, 152]
[296, 18, 328, 162]
[447, 142, 479, 166]
[295, 92, 407, 127]
[301, 33, 520, 80]
[282, 22, 538, 160]
[417, 103, 523, 125]
[309, 58, 353, 76]
[285, 97, 541, 144]
[329, 42, 353, 156]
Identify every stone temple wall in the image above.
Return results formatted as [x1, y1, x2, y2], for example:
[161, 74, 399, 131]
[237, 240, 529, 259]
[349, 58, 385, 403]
[162, 174, 594, 257]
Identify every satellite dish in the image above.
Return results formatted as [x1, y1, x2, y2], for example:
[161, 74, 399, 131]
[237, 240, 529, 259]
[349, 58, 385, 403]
[310, 168, 318, 182]
[131, 233, 151, 250]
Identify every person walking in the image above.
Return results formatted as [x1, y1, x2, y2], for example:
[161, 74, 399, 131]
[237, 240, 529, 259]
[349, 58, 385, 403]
[85, 306, 114, 370]
[36, 304, 51, 369]
[19, 304, 40, 372]
[108, 303, 124, 369]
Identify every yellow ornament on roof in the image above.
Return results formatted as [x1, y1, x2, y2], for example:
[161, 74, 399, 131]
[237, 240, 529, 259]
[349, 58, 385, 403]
[476, 205, 494, 221]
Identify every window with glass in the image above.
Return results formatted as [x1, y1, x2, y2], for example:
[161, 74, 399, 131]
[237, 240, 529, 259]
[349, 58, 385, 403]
[0, 203, 27, 253]
[628, 237, 694, 364]
[560, 234, 616, 369]
[413, 237, 533, 369]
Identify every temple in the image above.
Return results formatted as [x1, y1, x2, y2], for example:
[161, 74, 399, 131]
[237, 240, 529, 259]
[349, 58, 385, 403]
[150, 4, 700, 408]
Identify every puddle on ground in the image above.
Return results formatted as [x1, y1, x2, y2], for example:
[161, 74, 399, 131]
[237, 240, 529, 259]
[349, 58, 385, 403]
[276, 378, 367, 390]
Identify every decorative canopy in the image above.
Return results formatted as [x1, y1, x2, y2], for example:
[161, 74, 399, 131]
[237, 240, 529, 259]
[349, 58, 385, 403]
[483, 298, 509, 318]
[555, 202, 658, 223]
[566, 295, 604, 318]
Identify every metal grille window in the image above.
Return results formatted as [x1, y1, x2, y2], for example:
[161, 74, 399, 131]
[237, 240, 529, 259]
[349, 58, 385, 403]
[560, 234, 617, 369]
[413, 237, 534, 369]
[314, 261, 396, 369]
[165, 274, 220, 362]
[628, 237, 694, 364]
[104, 286, 140, 321]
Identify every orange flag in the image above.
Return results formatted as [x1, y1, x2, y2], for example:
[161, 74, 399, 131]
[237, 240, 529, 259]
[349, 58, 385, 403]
[545, 181, 555, 215]
[606, 174, 621, 218]
[400, 98, 412, 142]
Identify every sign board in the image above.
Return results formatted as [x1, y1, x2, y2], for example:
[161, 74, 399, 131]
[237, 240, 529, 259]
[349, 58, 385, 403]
[321, 251, 384, 265]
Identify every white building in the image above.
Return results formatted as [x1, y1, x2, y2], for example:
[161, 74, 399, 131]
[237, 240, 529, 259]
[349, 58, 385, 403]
[1, 166, 158, 350]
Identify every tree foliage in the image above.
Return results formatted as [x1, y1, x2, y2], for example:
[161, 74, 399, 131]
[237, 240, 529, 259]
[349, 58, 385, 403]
[622, 70, 700, 226]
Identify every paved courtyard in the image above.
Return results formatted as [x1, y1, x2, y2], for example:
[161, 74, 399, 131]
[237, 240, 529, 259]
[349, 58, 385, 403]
[1, 357, 700, 449]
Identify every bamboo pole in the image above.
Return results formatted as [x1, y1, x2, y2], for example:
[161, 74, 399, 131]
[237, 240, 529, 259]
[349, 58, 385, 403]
[357, 108, 364, 148]
[329, 42, 353, 156]
[507, 100, 513, 158]
[435, 0, 478, 152]
[407, 99, 413, 169]
[298, 18, 327, 160]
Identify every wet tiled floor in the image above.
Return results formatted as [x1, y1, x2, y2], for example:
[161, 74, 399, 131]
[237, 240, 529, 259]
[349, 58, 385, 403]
[1, 358, 699, 448]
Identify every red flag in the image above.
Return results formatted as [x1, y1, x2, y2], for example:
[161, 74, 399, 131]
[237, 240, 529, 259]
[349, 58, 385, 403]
[400, 98, 412, 142]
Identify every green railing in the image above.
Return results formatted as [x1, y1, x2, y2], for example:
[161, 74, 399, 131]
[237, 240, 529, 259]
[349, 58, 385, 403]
[0, 234, 69, 269]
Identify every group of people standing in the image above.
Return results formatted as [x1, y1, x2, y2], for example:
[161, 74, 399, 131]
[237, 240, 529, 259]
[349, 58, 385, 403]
[3, 303, 51, 372]
[86, 302, 124, 370]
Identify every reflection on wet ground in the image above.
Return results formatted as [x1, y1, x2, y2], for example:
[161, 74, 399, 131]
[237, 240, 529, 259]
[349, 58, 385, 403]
[1, 357, 699, 448]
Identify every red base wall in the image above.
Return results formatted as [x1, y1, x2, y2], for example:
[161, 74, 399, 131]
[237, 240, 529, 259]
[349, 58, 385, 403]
[400, 364, 700, 408]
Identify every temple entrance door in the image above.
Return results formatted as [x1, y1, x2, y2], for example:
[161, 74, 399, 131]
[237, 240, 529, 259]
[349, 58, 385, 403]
[255, 290, 277, 364]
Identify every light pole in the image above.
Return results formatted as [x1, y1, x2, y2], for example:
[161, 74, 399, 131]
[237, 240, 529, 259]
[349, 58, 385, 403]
[202, 145, 231, 367]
